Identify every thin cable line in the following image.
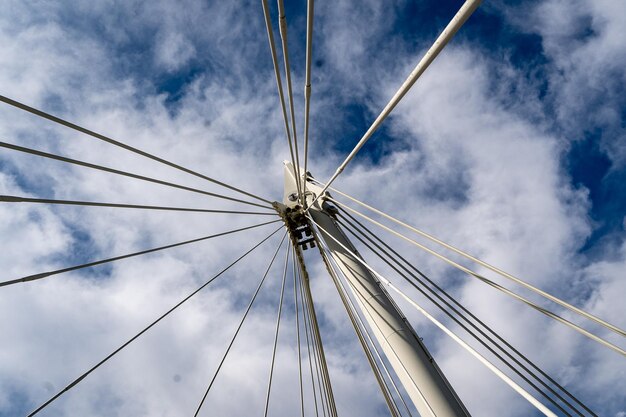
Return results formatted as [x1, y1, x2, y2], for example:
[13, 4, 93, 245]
[194, 232, 287, 416]
[328, 189, 625, 338]
[309, 217, 558, 417]
[309, 0, 482, 206]
[302, 0, 315, 208]
[301, 269, 330, 417]
[326, 199, 626, 356]
[292, 245, 306, 417]
[1, 141, 272, 210]
[0, 195, 277, 215]
[300, 261, 339, 417]
[338, 209, 596, 417]
[277, 0, 303, 204]
[288, 230, 330, 417]
[297, 254, 331, 417]
[297, 252, 322, 417]
[260, 0, 302, 203]
[0, 94, 271, 205]
[384, 275, 559, 417]
[0, 219, 281, 288]
[0, 141, 273, 210]
[263, 244, 290, 417]
[26, 226, 283, 417]
[339, 217, 577, 417]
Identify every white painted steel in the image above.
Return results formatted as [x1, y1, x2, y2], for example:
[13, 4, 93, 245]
[310, 220, 559, 417]
[283, 162, 470, 417]
[312, 0, 482, 204]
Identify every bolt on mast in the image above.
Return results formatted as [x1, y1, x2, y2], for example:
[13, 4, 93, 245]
[277, 161, 470, 417]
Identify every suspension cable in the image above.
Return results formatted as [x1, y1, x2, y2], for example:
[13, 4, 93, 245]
[260, 0, 303, 203]
[326, 200, 626, 356]
[26, 226, 283, 417]
[296, 253, 323, 417]
[384, 275, 559, 417]
[339, 216, 581, 417]
[277, 0, 303, 203]
[309, 0, 482, 206]
[338, 209, 596, 417]
[292, 245, 306, 417]
[309, 217, 559, 417]
[300, 267, 331, 417]
[302, 0, 315, 208]
[194, 232, 287, 416]
[264, 244, 290, 416]
[0, 94, 272, 205]
[0, 219, 281, 288]
[296, 246, 337, 417]
[315, 235, 402, 417]
[0, 195, 277, 215]
[327, 189, 626, 339]
[0, 141, 273, 210]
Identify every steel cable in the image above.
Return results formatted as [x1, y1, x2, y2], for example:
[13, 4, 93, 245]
[0, 219, 281, 288]
[337, 207, 597, 416]
[194, 232, 288, 416]
[27, 226, 283, 417]
[0, 141, 273, 209]
[0, 94, 271, 205]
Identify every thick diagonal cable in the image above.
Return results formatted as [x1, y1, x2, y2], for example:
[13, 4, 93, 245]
[277, 0, 303, 203]
[302, 0, 315, 207]
[27, 225, 282, 417]
[308, 216, 559, 417]
[315, 235, 402, 417]
[0, 195, 277, 215]
[327, 188, 625, 339]
[292, 246, 305, 417]
[0, 141, 272, 209]
[0, 219, 281, 288]
[339, 216, 582, 417]
[0, 94, 271, 205]
[263, 244, 290, 416]
[326, 200, 626, 356]
[309, 0, 482, 206]
[194, 231, 287, 416]
[338, 209, 596, 417]
[260, 0, 303, 203]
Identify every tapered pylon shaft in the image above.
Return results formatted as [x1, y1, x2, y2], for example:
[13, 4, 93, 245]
[281, 162, 469, 417]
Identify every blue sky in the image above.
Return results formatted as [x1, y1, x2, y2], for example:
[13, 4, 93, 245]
[0, 0, 625, 416]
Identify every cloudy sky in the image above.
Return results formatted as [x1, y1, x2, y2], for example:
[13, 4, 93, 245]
[1, 0, 625, 416]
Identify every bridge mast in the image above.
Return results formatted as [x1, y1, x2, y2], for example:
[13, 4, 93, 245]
[278, 161, 470, 417]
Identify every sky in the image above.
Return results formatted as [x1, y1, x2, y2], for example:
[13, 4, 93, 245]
[0, 0, 625, 416]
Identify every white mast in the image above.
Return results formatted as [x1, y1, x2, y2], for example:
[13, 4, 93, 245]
[280, 161, 469, 417]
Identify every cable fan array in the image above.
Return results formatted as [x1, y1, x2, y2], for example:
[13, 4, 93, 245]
[1, 0, 624, 416]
